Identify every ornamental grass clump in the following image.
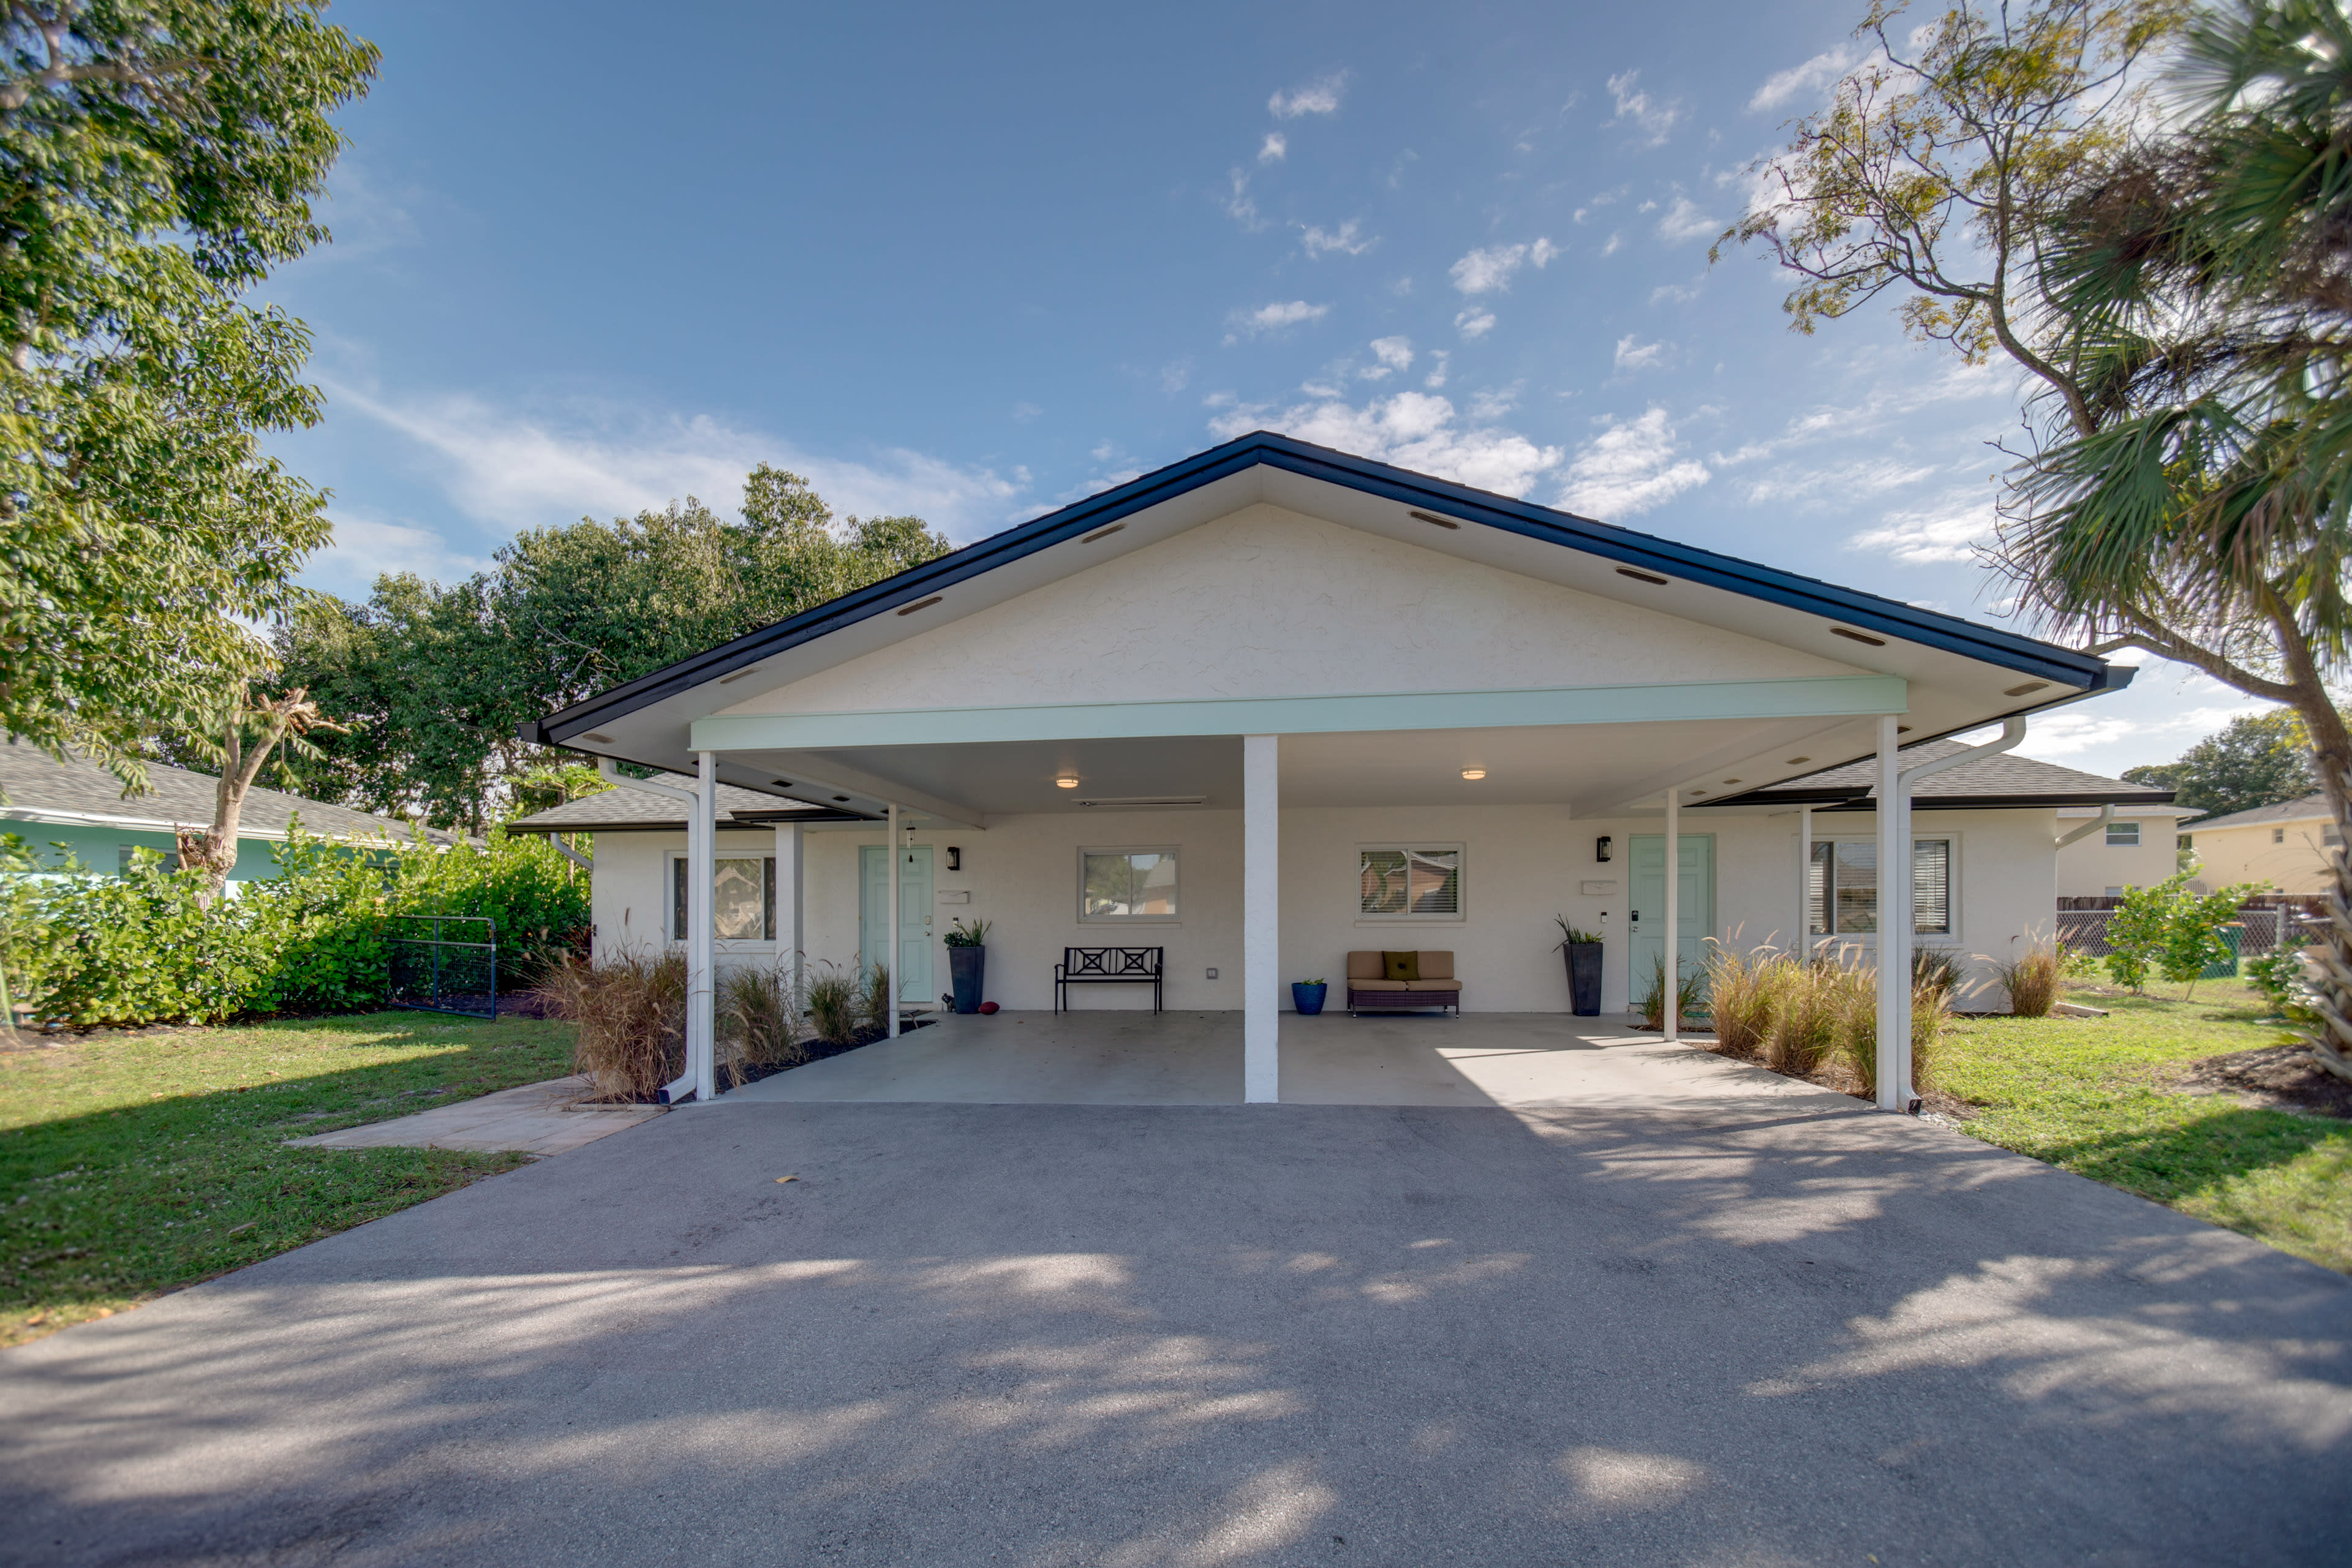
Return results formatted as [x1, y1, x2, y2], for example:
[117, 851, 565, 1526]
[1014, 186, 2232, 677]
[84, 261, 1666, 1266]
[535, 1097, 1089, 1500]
[1702, 939, 1791, 1059]
[1996, 940, 2064, 1018]
[533, 949, 686, 1102]
[859, 961, 894, 1033]
[1636, 956, 1706, 1031]
[718, 962, 807, 1086]
[1768, 956, 1847, 1077]
[805, 961, 862, 1044]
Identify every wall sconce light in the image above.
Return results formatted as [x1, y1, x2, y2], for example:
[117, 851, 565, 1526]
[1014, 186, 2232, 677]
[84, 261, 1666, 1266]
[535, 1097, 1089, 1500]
[1595, 835, 1613, 863]
[946, 846, 961, 871]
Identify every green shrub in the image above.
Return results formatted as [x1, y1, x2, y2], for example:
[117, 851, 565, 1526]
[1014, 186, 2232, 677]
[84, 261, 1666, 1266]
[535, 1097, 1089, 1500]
[2246, 941, 2320, 1023]
[2103, 875, 2260, 995]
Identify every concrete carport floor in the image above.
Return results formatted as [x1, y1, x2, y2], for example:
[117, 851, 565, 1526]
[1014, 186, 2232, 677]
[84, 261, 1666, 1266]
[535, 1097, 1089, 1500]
[719, 1009, 1825, 1109]
[4, 1090, 2346, 1564]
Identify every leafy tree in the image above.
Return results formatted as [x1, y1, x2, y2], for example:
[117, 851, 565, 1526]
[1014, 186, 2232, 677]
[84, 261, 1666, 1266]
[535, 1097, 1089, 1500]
[2122, 710, 2318, 816]
[277, 467, 951, 829]
[0, 2, 377, 775]
[172, 684, 343, 899]
[1719, 0, 2352, 1079]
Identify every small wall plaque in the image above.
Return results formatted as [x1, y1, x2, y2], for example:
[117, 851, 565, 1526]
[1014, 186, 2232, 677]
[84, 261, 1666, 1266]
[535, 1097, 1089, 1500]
[1580, 880, 1618, 897]
[937, 889, 971, 904]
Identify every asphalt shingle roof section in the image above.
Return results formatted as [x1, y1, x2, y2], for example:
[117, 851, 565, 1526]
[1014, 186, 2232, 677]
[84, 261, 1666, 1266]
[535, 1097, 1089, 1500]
[0, 741, 462, 845]
[1704, 738, 2175, 809]
[508, 775, 859, 833]
[2180, 793, 2334, 832]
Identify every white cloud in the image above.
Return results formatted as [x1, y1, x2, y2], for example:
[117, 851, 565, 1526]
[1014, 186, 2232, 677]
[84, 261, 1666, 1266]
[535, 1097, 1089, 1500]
[1011, 401, 1042, 423]
[1269, 72, 1348, 119]
[306, 511, 488, 595]
[1649, 276, 1702, 303]
[1223, 169, 1262, 228]
[1361, 336, 1414, 380]
[1746, 456, 1941, 505]
[1208, 390, 1562, 497]
[1302, 218, 1374, 257]
[1449, 239, 1554, 294]
[1749, 48, 1860, 113]
[1455, 308, 1497, 340]
[328, 384, 1025, 544]
[1656, 195, 1719, 243]
[1600, 232, 1624, 257]
[1158, 360, 1191, 394]
[1614, 335, 1666, 371]
[1606, 69, 1681, 146]
[1259, 132, 1287, 163]
[1469, 383, 1521, 420]
[1556, 407, 1711, 518]
[1846, 496, 1994, 564]
[1228, 300, 1330, 339]
[1423, 349, 1450, 390]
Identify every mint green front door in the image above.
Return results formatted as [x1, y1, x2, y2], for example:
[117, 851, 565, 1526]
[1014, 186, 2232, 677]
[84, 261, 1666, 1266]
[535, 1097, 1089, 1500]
[1629, 834, 1714, 1009]
[859, 845, 933, 1005]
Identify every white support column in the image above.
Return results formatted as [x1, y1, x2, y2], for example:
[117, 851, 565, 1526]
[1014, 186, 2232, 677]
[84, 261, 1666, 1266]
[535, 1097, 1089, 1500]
[1874, 716, 1904, 1112]
[774, 821, 804, 1001]
[1663, 788, 1680, 1044]
[1243, 733, 1280, 1104]
[886, 801, 901, 1040]
[1798, 805, 1814, 958]
[691, 751, 718, 1104]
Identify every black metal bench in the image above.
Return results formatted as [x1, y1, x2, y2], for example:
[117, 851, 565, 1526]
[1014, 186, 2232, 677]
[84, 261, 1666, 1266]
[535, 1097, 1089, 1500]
[1055, 946, 1164, 1013]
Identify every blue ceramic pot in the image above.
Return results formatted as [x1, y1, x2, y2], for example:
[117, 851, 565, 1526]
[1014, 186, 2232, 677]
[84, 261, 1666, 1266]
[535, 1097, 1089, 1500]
[1291, 981, 1327, 1016]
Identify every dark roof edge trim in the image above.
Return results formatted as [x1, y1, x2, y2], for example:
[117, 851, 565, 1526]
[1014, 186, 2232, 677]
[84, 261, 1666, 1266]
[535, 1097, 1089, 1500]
[529, 432, 2122, 742]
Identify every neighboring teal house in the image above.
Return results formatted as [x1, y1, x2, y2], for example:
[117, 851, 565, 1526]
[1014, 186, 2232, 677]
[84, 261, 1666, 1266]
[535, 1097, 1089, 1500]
[0, 739, 460, 883]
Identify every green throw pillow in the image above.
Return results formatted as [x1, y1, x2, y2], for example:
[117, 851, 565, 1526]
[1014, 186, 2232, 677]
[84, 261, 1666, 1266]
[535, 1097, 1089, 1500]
[1382, 951, 1420, 982]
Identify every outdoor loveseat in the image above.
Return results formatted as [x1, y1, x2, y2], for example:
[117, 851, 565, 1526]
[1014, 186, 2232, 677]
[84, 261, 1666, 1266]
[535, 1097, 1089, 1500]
[1344, 950, 1461, 1017]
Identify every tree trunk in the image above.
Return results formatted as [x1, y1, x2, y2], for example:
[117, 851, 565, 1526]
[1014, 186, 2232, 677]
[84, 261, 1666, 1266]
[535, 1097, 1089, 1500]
[176, 717, 277, 903]
[2272, 614, 2352, 1082]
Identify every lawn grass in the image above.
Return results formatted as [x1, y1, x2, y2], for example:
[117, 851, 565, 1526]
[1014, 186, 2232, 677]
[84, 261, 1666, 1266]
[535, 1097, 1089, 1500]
[1939, 976, 2352, 1274]
[0, 1012, 574, 1348]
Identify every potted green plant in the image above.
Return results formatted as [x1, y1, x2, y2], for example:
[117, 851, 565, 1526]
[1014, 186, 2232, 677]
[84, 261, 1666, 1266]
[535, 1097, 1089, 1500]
[1555, 915, 1603, 1016]
[1291, 977, 1328, 1015]
[943, 918, 990, 1014]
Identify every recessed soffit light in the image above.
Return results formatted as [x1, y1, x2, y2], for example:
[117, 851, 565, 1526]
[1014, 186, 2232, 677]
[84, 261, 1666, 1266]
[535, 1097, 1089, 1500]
[1461, 767, 1486, 780]
[1056, 775, 1080, 788]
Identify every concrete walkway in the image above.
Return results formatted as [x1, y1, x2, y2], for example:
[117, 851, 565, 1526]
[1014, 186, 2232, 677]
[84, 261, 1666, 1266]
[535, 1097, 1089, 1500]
[289, 1076, 662, 1155]
[722, 1009, 1784, 1109]
[4, 1085, 2345, 1564]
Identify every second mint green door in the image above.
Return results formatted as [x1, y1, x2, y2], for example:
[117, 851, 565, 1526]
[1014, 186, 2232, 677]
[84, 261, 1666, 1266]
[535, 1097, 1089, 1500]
[859, 845, 933, 1006]
[1628, 834, 1714, 1008]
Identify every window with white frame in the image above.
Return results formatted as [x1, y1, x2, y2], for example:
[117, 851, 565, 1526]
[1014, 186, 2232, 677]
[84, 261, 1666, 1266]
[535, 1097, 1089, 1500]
[1359, 845, 1464, 921]
[2106, 820, 2141, 847]
[1079, 847, 1178, 922]
[671, 854, 776, 941]
[2274, 827, 2287, 843]
[1806, 839, 1952, 935]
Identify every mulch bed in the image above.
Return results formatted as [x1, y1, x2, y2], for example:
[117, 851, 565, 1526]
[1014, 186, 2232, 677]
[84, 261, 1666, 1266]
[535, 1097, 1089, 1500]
[2163, 1044, 2352, 1122]
[1656, 1029, 1983, 1120]
[630, 1016, 937, 1101]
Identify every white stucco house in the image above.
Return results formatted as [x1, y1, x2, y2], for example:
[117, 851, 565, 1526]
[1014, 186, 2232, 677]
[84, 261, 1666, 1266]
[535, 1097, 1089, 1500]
[509, 432, 2144, 1110]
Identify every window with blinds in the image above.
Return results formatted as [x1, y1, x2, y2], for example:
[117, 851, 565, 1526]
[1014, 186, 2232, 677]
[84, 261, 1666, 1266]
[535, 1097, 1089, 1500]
[1359, 846, 1463, 920]
[671, 855, 777, 941]
[1807, 839, 1951, 935]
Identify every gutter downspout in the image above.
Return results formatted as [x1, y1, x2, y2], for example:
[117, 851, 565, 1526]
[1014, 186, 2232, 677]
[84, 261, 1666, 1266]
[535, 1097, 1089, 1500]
[598, 760, 703, 1104]
[1883, 717, 2030, 1108]
[2054, 802, 2116, 850]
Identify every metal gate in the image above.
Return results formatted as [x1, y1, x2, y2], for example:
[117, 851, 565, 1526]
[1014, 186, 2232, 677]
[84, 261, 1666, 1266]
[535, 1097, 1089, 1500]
[387, 914, 498, 1019]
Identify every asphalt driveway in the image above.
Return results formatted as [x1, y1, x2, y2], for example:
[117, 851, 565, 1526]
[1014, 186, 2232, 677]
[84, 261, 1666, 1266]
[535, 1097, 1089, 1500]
[4, 1091, 2347, 1565]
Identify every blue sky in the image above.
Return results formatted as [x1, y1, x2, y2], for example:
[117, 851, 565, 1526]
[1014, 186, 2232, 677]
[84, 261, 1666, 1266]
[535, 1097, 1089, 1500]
[264, 0, 2259, 780]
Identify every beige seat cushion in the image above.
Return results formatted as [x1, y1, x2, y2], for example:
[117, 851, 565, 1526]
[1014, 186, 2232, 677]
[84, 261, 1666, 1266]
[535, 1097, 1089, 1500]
[1403, 978, 1462, 992]
[1346, 951, 1385, 980]
[1351, 979, 1412, 993]
[1416, 951, 1455, 979]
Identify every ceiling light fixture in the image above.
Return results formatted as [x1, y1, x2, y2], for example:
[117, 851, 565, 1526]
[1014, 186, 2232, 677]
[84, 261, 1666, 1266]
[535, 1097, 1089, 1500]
[1461, 767, 1487, 780]
[1056, 775, 1080, 789]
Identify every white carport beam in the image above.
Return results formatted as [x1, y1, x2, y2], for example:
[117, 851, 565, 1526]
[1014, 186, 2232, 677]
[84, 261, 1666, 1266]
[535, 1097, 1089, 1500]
[1876, 715, 2029, 1110]
[691, 753, 718, 1104]
[598, 760, 702, 1104]
[727, 752, 987, 829]
[2054, 802, 2116, 849]
[1664, 788, 1680, 1044]
[1243, 734, 1279, 1104]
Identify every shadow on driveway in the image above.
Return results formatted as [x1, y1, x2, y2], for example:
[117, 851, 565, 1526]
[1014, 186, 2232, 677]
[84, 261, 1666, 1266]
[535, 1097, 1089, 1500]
[2, 1096, 2345, 1565]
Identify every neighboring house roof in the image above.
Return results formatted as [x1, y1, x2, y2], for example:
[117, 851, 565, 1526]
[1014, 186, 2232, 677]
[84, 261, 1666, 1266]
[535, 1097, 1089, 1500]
[0, 741, 463, 846]
[524, 431, 2131, 763]
[1703, 739, 2176, 812]
[2180, 793, 2334, 832]
[508, 776, 862, 834]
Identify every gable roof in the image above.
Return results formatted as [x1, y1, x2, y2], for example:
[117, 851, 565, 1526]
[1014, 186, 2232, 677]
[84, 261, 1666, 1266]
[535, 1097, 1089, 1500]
[0, 742, 464, 846]
[508, 777, 861, 834]
[2180, 793, 2334, 832]
[1702, 737, 2176, 811]
[524, 429, 2129, 755]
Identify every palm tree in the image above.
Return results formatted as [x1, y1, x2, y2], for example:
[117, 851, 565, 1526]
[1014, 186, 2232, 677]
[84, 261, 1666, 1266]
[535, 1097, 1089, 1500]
[1997, 0, 2352, 1078]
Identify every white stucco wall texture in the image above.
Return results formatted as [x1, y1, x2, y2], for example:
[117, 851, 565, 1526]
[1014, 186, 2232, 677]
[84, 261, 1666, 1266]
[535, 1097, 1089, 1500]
[2053, 813, 2181, 897]
[588, 803, 2059, 1016]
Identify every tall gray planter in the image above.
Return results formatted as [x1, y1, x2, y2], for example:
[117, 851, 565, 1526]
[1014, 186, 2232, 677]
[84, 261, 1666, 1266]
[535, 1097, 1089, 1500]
[1565, 942, 1602, 1016]
[948, 946, 986, 1014]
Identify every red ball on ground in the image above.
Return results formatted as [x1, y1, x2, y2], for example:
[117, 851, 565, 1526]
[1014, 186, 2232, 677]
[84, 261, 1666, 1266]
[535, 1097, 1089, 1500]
[977, 1001, 999, 1014]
